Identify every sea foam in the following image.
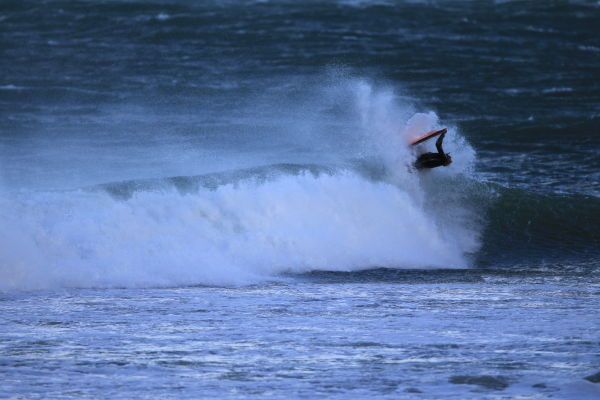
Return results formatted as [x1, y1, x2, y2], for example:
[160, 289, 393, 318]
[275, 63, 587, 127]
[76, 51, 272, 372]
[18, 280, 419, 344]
[0, 171, 475, 290]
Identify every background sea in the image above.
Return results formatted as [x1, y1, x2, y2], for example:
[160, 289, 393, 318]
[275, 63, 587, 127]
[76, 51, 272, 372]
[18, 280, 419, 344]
[1, 1, 599, 398]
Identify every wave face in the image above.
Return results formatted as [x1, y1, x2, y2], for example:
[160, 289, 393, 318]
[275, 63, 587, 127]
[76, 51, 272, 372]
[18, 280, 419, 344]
[477, 187, 600, 269]
[0, 167, 482, 290]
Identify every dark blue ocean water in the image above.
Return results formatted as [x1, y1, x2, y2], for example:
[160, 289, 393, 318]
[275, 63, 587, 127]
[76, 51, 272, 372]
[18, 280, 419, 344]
[1, 1, 599, 398]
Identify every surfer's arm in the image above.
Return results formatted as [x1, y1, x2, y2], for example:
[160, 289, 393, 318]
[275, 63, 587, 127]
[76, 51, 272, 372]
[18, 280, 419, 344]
[435, 131, 446, 155]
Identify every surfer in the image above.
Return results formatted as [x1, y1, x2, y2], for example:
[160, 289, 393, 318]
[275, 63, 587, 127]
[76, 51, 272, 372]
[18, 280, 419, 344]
[414, 130, 452, 170]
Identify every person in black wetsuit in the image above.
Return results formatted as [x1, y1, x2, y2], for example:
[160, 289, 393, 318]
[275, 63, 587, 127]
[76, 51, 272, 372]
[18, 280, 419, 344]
[414, 130, 452, 170]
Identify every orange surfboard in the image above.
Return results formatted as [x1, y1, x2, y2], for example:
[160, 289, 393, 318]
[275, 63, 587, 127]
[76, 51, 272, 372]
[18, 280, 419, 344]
[409, 128, 447, 146]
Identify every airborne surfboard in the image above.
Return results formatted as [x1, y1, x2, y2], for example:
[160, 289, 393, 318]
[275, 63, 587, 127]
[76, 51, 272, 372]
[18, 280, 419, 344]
[409, 128, 447, 146]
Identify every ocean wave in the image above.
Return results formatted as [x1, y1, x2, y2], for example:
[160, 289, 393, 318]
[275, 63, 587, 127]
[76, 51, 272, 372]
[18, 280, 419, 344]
[0, 84, 24, 91]
[0, 167, 478, 291]
[2, 73, 597, 291]
[2, 159, 597, 291]
[542, 87, 574, 94]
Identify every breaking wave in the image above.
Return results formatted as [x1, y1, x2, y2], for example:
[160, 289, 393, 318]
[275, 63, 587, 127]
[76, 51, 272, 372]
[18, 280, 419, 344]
[4, 76, 596, 291]
[0, 77, 486, 290]
[0, 163, 482, 290]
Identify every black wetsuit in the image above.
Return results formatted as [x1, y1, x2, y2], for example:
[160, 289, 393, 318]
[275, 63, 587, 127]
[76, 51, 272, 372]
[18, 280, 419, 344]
[414, 132, 451, 170]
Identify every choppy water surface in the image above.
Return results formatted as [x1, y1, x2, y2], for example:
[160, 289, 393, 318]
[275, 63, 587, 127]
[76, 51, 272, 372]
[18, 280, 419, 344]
[2, 272, 599, 399]
[2, 270, 600, 399]
[1, 0, 599, 398]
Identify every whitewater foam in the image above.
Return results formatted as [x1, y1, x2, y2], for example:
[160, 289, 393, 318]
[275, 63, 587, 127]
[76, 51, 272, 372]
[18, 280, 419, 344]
[0, 168, 482, 290]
